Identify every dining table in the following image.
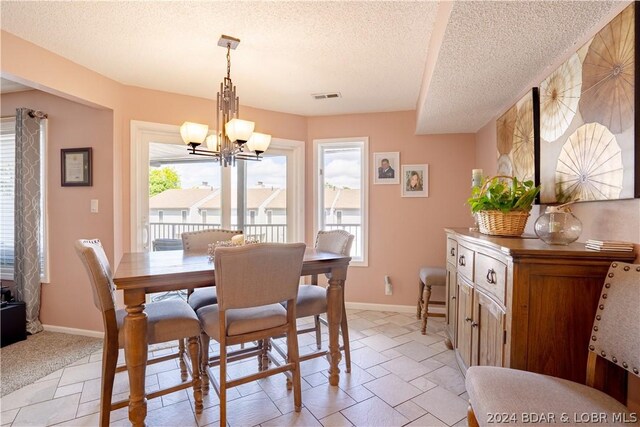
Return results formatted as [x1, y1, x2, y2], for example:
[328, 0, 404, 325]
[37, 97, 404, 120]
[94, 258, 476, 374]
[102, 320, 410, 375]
[113, 247, 351, 427]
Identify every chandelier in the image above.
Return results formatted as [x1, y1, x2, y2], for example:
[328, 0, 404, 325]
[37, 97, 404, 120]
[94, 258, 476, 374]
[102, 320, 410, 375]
[180, 35, 271, 167]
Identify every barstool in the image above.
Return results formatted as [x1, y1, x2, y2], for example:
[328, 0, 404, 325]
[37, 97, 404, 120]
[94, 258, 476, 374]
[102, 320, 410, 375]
[417, 267, 446, 334]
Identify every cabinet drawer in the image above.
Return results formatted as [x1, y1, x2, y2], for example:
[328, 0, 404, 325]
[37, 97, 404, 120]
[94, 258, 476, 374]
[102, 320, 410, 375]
[457, 245, 475, 281]
[447, 238, 458, 266]
[474, 253, 506, 304]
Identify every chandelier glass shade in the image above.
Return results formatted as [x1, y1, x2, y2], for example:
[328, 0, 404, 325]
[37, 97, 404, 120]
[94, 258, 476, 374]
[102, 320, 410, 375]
[180, 35, 271, 166]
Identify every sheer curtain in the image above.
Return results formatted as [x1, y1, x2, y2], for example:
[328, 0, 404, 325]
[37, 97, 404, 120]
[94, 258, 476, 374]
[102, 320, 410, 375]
[14, 107, 47, 334]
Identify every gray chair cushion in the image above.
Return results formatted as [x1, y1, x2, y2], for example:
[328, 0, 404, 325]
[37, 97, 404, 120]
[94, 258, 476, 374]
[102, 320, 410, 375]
[466, 366, 634, 427]
[188, 288, 217, 312]
[419, 267, 446, 287]
[291, 285, 327, 318]
[197, 303, 287, 341]
[116, 299, 200, 347]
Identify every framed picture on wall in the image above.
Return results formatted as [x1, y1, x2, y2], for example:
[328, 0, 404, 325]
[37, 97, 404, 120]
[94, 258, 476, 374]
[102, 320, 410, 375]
[373, 152, 400, 184]
[61, 147, 92, 187]
[538, 3, 637, 203]
[401, 164, 429, 197]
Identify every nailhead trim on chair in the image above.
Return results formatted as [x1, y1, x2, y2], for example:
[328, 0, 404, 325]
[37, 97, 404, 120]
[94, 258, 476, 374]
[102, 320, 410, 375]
[590, 262, 640, 379]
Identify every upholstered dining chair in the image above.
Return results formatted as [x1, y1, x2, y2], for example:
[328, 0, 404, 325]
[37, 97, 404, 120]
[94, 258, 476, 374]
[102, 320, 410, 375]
[466, 262, 640, 427]
[197, 243, 306, 426]
[74, 239, 203, 427]
[287, 230, 354, 370]
[182, 228, 243, 312]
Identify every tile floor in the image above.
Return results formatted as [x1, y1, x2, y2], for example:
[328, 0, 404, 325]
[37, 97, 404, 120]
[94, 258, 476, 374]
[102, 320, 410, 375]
[0, 310, 469, 427]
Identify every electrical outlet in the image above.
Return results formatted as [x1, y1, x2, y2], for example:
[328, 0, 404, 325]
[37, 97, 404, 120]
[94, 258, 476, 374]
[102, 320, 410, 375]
[384, 275, 392, 295]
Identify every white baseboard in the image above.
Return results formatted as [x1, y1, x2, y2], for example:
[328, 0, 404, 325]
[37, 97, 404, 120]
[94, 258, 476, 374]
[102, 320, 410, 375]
[43, 324, 104, 339]
[345, 302, 446, 315]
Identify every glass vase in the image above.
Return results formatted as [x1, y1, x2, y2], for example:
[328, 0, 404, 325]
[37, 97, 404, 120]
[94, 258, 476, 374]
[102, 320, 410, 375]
[534, 207, 582, 245]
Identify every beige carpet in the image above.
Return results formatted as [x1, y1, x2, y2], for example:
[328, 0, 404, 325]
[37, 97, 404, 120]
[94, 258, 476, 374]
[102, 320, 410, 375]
[0, 331, 103, 396]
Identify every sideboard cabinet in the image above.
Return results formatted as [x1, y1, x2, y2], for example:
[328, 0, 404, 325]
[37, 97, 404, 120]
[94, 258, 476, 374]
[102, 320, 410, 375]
[444, 228, 635, 387]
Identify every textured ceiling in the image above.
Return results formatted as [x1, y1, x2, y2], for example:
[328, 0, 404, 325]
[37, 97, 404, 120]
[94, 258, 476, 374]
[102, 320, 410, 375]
[0, 1, 626, 133]
[417, 1, 622, 134]
[0, 1, 437, 116]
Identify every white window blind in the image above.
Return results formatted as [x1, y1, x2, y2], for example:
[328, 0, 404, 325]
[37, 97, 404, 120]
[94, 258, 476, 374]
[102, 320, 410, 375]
[0, 116, 49, 282]
[0, 118, 16, 280]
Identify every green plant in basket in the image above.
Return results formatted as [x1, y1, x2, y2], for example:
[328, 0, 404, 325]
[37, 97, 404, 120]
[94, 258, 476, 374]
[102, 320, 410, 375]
[468, 176, 540, 214]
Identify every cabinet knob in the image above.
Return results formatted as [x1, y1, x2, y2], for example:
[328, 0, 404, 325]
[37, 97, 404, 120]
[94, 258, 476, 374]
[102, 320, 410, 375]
[451, 296, 456, 300]
[471, 322, 478, 328]
[465, 317, 472, 322]
[450, 248, 455, 257]
[486, 268, 496, 284]
[458, 255, 466, 266]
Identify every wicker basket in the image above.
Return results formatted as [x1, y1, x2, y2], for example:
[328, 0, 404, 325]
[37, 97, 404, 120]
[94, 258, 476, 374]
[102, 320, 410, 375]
[477, 210, 530, 237]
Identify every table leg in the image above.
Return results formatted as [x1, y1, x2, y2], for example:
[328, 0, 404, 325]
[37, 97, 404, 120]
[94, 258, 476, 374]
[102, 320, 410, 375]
[326, 266, 347, 386]
[124, 289, 148, 427]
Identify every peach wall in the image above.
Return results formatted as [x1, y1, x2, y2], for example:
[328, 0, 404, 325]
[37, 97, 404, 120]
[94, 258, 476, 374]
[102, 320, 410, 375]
[308, 111, 475, 305]
[1, 90, 113, 331]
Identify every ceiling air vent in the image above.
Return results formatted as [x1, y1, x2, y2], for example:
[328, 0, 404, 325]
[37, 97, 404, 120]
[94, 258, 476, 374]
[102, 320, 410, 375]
[312, 92, 342, 100]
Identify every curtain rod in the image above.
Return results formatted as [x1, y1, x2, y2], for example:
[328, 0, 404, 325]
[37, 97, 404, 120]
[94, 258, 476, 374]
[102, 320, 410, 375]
[27, 109, 48, 119]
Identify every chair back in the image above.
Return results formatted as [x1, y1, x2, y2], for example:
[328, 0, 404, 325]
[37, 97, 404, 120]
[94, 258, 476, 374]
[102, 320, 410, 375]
[316, 230, 354, 256]
[182, 229, 242, 253]
[589, 262, 640, 378]
[153, 238, 183, 251]
[214, 243, 306, 310]
[74, 239, 116, 315]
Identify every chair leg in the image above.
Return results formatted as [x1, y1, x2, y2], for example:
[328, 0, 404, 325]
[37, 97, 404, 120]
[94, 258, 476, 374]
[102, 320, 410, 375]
[187, 336, 203, 414]
[417, 279, 424, 319]
[287, 324, 302, 412]
[178, 339, 188, 381]
[200, 333, 210, 395]
[340, 302, 351, 373]
[259, 339, 270, 371]
[420, 284, 432, 335]
[314, 315, 322, 350]
[468, 404, 480, 427]
[99, 341, 118, 427]
[219, 343, 227, 427]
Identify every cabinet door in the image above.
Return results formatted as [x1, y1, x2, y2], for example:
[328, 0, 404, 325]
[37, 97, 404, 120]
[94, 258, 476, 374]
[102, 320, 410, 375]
[456, 276, 473, 368]
[445, 263, 457, 346]
[471, 288, 506, 367]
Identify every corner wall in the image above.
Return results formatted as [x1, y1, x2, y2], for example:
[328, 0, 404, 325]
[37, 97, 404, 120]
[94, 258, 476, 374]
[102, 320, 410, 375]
[1, 90, 114, 331]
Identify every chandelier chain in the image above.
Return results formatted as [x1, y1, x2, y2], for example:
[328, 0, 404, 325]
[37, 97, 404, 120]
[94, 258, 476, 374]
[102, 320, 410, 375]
[226, 43, 231, 80]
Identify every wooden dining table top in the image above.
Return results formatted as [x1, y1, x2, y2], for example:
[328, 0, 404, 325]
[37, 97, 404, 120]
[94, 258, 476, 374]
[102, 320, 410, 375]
[113, 248, 351, 291]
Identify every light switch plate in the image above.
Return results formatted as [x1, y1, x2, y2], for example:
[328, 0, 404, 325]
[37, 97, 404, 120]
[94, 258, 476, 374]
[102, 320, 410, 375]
[91, 199, 99, 213]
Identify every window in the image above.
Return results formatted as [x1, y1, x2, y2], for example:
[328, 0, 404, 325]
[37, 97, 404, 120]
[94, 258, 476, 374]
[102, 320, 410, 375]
[0, 117, 49, 282]
[314, 137, 368, 265]
[181, 210, 188, 223]
[158, 210, 164, 223]
[132, 121, 305, 251]
[249, 210, 256, 225]
[266, 210, 273, 225]
[201, 211, 207, 224]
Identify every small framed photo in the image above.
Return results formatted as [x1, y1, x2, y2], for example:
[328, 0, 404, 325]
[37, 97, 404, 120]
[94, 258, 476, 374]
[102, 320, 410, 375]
[61, 147, 92, 187]
[401, 164, 429, 197]
[373, 152, 400, 185]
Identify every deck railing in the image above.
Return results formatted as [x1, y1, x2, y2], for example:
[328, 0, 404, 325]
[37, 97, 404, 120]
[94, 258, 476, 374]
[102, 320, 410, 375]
[150, 222, 362, 257]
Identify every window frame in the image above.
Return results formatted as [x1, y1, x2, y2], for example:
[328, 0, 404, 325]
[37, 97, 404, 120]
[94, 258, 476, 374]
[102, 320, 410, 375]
[313, 137, 369, 266]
